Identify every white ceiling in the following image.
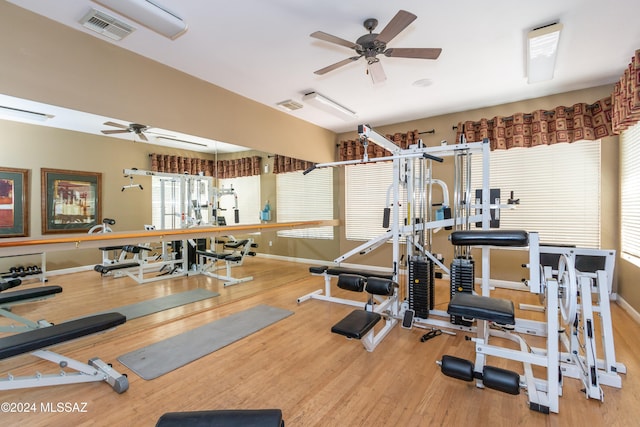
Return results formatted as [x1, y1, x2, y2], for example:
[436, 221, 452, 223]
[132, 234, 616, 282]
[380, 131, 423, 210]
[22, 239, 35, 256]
[3, 0, 640, 153]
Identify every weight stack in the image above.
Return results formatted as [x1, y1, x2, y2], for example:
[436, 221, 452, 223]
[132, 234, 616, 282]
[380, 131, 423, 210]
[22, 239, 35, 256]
[408, 257, 434, 319]
[450, 257, 475, 326]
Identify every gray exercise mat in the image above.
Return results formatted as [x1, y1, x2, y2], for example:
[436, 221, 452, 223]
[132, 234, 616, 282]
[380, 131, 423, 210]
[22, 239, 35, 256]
[117, 304, 293, 380]
[90, 288, 219, 320]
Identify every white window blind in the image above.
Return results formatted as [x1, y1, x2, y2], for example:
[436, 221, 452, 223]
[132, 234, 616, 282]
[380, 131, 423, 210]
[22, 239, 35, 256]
[470, 140, 601, 248]
[345, 162, 398, 241]
[621, 122, 640, 265]
[276, 168, 334, 239]
[218, 175, 261, 225]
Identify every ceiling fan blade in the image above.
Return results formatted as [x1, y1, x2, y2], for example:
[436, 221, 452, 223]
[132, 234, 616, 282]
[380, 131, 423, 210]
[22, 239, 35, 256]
[311, 31, 359, 49]
[367, 59, 387, 84]
[101, 129, 129, 135]
[384, 47, 442, 59]
[375, 10, 417, 44]
[137, 132, 148, 142]
[314, 56, 362, 75]
[103, 121, 129, 129]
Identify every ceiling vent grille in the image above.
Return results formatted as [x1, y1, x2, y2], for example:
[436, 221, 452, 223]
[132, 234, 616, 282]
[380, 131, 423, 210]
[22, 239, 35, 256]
[79, 8, 135, 40]
[276, 100, 303, 112]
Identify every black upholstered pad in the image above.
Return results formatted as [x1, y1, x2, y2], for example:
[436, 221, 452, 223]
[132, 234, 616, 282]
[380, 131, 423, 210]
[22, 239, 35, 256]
[197, 250, 229, 260]
[94, 262, 139, 273]
[325, 267, 394, 280]
[98, 245, 125, 251]
[331, 310, 382, 339]
[156, 409, 284, 427]
[122, 245, 152, 253]
[0, 286, 62, 305]
[0, 312, 125, 360]
[450, 230, 529, 247]
[309, 265, 328, 274]
[223, 240, 249, 249]
[448, 293, 515, 325]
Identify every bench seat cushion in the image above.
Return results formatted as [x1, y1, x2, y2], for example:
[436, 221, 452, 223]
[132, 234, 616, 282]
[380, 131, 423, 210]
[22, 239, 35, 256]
[0, 286, 63, 305]
[450, 230, 528, 247]
[448, 293, 515, 325]
[0, 312, 125, 360]
[331, 310, 382, 339]
[156, 409, 283, 427]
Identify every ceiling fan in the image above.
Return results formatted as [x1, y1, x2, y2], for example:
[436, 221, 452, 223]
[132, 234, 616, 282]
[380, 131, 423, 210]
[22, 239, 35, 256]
[311, 10, 441, 84]
[101, 121, 152, 141]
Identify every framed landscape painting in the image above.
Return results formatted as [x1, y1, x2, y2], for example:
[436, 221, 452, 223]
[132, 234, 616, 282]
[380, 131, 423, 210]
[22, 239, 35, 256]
[0, 167, 29, 238]
[41, 168, 102, 234]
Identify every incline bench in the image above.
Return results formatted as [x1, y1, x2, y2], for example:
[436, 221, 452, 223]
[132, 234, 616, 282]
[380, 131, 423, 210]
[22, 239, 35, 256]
[0, 285, 63, 332]
[0, 312, 129, 393]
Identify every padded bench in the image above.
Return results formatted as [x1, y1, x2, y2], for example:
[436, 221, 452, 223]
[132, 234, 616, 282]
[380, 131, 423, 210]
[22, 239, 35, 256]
[0, 286, 62, 306]
[309, 265, 394, 280]
[331, 310, 382, 339]
[0, 312, 125, 360]
[94, 262, 140, 274]
[447, 292, 515, 325]
[450, 230, 529, 247]
[156, 409, 284, 427]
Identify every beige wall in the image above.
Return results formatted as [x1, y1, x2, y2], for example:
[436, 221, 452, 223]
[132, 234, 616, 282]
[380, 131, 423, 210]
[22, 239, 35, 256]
[1, 2, 638, 315]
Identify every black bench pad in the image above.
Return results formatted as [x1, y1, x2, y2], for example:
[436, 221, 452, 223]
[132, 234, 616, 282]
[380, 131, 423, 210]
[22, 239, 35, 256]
[98, 245, 125, 251]
[310, 265, 394, 280]
[94, 263, 139, 273]
[122, 245, 152, 253]
[197, 250, 229, 260]
[448, 293, 515, 325]
[156, 409, 284, 427]
[223, 240, 249, 249]
[0, 312, 126, 360]
[331, 310, 382, 339]
[450, 230, 529, 247]
[0, 286, 62, 305]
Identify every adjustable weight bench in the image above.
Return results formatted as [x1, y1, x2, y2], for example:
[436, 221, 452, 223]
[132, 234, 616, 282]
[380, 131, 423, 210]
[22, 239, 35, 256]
[196, 238, 256, 286]
[0, 285, 63, 332]
[156, 409, 284, 427]
[0, 312, 129, 393]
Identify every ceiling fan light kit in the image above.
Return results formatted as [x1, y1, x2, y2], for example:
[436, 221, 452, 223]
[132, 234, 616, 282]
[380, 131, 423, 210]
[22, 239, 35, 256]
[302, 92, 357, 120]
[527, 22, 563, 84]
[311, 10, 441, 84]
[92, 0, 187, 40]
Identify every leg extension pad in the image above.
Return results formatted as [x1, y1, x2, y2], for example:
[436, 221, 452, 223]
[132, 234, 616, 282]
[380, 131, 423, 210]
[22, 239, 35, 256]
[331, 310, 381, 339]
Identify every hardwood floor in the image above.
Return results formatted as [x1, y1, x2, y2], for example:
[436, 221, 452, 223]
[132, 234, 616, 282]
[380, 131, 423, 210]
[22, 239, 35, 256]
[1, 258, 639, 426]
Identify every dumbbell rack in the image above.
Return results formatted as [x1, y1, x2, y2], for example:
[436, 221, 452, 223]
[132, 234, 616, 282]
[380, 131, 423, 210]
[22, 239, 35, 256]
[0, 253, 47, 283]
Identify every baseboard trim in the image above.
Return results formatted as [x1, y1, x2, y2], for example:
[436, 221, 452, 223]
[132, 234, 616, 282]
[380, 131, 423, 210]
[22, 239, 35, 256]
[616, 295, 640, 325]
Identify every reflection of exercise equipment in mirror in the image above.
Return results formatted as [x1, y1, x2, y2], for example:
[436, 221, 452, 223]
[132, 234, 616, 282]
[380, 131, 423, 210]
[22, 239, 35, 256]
[213, 185, 240, 225]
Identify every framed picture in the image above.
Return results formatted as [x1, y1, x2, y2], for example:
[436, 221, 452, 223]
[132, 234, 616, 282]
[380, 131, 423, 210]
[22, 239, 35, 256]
[41, 168, 102, 234]
[0, 167, 30, 238]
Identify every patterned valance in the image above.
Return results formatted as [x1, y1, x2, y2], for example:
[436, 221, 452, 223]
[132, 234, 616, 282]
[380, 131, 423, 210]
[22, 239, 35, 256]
[455, 97, 613, 150]
[612, 49, 640, 134]
[150, 154, 261, 179]
[338, 130, 420, 161]
[272, 154, 315, 174]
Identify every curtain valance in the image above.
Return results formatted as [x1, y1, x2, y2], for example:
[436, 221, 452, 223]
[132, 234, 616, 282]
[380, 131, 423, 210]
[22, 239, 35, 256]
[338, 130, 420, 161]
[150, 153, 261, 179]
[455, 97, 613, 150]
[612, 49, 640, 134]
[272, 155, 315, 174]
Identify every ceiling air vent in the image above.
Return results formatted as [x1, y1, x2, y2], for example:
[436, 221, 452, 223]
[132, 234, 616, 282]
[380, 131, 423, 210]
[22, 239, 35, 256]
[79, 8, 135, 41]
[276, 100, 303, 112]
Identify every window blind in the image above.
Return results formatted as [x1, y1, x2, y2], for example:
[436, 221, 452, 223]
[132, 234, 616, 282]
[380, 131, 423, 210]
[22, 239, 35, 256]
[621, 122, 640, 264]
[276, 168, 334, 239]
[470, 140, 601, 248]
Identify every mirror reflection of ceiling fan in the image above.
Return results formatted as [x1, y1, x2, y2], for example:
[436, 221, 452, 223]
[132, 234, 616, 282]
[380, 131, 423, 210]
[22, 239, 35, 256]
[100, 121, 207, 147]
[311, 10, 442, 84]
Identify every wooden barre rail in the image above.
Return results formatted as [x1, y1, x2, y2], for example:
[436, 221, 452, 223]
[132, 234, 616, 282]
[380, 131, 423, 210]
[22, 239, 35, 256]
[0, 220, 339, 257]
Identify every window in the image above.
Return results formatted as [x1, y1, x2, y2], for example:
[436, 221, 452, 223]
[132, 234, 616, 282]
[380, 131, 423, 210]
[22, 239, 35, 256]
[621, 122, 640, 265]
[276, 168, 334, 239]
[217, 175, 261, 225]
[345, 162, 396, 241]
[152, 176, 212, 229]
[470, 140, 601, 248]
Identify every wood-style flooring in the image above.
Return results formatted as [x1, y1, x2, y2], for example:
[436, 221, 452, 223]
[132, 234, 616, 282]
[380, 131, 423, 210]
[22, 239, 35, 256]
[0, 257, 639, 426]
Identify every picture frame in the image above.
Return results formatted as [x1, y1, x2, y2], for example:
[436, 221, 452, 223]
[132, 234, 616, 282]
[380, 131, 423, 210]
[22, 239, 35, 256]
[41, 168, 102, 234]
[0, 167, 30, 238]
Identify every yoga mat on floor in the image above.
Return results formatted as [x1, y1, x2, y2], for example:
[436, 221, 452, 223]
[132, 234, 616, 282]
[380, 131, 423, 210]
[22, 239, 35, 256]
[90, 288, 219, 320]
[117, 304, 293, 380]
